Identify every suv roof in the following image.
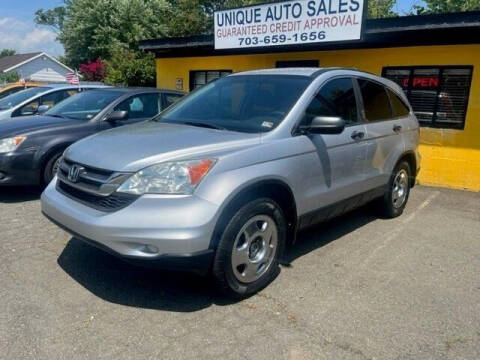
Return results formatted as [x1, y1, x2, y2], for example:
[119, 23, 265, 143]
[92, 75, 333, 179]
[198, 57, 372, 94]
[230, 67, 364, 78]
[91, 87, 184, 94]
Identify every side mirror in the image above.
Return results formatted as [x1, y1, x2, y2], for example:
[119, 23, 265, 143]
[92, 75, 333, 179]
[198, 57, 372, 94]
[37, 105, 50, 114]
[106, 110, 128, 122]
[307, 116, 345, 134]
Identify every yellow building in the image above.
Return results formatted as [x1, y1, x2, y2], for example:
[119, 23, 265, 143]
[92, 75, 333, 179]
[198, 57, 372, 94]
[140, 11, 480, 191]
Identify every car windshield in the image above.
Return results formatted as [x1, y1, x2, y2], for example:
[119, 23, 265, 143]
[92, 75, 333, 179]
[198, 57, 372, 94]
[158, 75, 311, 133]
[0, 87, 50, 110]
[45, 90, 122, 120]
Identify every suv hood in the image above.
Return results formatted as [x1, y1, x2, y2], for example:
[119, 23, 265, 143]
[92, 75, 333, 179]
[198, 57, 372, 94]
[65, 121, 262, 172]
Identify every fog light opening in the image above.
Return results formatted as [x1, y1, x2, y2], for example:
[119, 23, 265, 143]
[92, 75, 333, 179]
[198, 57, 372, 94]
[142, 244, 159, 254]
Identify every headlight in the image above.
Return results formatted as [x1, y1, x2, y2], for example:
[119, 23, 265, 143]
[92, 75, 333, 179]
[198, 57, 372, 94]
[0, 136, 26, 153]
[117, 158, 216, 195]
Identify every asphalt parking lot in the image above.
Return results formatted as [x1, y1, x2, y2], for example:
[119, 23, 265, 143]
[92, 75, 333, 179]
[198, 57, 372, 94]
[0, 186, 479, 360]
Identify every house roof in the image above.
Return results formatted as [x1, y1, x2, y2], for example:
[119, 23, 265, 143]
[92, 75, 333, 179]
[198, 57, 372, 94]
[0, 52, 42, 72]
[139, 11, 480, 58]
[0, 52, 73, 73]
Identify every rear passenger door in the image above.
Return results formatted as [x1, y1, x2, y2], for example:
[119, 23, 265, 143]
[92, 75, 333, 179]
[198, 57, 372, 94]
[356, 78, 406, 189]
[301, 77, 369, 207]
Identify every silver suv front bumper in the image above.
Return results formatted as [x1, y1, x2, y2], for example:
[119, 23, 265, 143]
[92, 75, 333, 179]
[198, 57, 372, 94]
[41, 178, 220, 264]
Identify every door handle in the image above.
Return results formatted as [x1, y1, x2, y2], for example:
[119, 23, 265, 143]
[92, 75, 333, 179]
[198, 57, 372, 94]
[351, 131, 365, 140]
[393, 124, 402, 133]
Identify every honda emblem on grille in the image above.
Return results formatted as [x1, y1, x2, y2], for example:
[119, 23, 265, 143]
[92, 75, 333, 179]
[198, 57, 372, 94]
[68, 164, 84, 183]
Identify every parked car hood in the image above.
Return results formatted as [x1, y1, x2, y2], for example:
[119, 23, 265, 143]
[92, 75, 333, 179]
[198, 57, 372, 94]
[65, 121, 262, 172]
[0, 115, 82, 137]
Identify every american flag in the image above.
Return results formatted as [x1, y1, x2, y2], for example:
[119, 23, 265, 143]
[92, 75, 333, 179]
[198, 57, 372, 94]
[65, 70, 79, 85]
[18, 71, 25, 86]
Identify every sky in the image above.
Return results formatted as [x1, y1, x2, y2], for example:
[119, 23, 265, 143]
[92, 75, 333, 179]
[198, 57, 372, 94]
[0, 0, 64, 56]
[0, 0, 425, 58]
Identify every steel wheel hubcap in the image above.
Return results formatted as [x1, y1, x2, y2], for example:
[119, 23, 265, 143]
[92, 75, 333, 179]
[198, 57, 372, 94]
[231, 215, 278, 283]
[392, 169, 408, 208]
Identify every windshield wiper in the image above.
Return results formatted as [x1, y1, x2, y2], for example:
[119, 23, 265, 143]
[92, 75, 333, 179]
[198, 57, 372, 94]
[183, 121, 226, 130]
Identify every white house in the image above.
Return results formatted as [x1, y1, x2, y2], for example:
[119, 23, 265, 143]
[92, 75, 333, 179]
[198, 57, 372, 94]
[0, 52, 73, 83]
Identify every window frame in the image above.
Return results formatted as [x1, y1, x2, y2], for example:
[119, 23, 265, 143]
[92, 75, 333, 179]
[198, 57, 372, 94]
[354, 76, 396, 124]
[385, 87, 411, 119]
[294, 76, 364, 133]
[189, 70, 232, 91]
[382, 65, 473, 130]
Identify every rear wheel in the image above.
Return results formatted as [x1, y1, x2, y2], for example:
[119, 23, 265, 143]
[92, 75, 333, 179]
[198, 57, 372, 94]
[212, 198, 286, 299]
[42, 152, 63, 186]
[377, 161, 411, 218]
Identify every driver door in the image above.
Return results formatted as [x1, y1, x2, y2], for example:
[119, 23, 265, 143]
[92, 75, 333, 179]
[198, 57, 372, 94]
[301, 77, 368, 212]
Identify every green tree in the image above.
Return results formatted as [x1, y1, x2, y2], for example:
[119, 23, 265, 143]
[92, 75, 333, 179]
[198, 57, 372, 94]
[0, 49, 16, 58]
[163, 0, 267, 36]
[0, 72, 20, 83]
[104, 48, 156, 87]
[412, 0, 480, 14]
[367, 0, 396, 18]
[35, 0, 170, 68]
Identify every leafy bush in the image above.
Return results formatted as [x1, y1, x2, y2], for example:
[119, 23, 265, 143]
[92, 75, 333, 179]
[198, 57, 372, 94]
[79, 58, 107, 81]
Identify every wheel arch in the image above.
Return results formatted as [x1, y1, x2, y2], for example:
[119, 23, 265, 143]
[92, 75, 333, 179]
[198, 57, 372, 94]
[209, 179, 298, 250]
[37, 142, 71, 182]
[397, 150, 417, 187]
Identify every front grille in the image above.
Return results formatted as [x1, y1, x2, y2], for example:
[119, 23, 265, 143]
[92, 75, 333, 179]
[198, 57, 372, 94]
[57, 180, 138, 212]
[57, 157, 132, 197]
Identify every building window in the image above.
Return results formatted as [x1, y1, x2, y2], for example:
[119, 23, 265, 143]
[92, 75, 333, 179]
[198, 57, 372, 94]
[382, 66, 473, 129]
[276, 60, 319, 68]
[189, 70, 232, 91]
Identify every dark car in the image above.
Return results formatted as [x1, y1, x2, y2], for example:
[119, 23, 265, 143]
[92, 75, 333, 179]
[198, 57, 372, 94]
[0, 87, 184, 186]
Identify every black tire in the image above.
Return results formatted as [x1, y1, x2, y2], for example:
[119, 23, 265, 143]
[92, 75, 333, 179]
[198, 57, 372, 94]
[212, 198, 287, 299]
[377, 161, 411, 218]
[42, 152, 63, 186]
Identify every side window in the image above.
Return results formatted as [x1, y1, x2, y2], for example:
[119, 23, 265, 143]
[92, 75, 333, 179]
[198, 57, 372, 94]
[163, 93, 183, 108]
[0, 87, 22, 99]
[358, 79, 393, 122]
[386, 88, 410, 117]
[17, 99, 40, 116]
[303, 78, 358, 126]
[114, 93, 161, 119]
[40, 90, 77, 108]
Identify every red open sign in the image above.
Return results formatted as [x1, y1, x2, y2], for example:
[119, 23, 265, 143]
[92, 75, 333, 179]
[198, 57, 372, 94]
[403, 77, 439, 88]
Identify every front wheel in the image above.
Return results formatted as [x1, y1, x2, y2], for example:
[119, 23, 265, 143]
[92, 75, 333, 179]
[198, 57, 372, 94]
[212, 198, 286, 299]
[42, 152, 63, 186]
[377, 161, 411, 218]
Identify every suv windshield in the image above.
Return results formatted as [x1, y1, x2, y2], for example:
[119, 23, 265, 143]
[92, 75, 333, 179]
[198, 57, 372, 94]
[45, 90, 122, 120]
[0, 87, 50, 110]
[159, 75, 311, 133]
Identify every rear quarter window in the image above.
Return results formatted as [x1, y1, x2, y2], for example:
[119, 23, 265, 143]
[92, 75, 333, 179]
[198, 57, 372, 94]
[358, 79, 393, 122]
[386, 88, 410, 117]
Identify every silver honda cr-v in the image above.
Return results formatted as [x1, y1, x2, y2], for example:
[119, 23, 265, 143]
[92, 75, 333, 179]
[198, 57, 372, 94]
[42, 68, 420, 298]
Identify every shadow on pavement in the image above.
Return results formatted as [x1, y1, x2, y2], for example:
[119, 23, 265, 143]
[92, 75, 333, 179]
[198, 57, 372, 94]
[0, 186, 42, 203]
[57, 205, 378, 312]
[57, 238, 237, 312]
[285, 205, 378, 264]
